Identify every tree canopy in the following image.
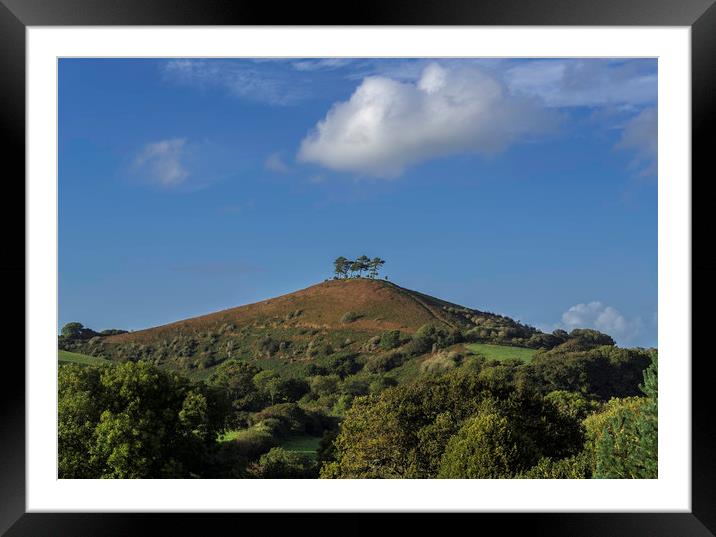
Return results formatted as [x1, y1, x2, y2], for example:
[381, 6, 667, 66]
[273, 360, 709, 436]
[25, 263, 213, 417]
[333, 256, 386, 279]
[58, 361, 230, 478]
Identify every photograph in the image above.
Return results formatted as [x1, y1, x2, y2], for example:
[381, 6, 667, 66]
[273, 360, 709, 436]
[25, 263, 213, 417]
[57, 57, 659, 480]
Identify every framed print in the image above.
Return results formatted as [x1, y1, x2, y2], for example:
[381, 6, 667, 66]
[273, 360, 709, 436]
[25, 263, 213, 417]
[3, 0, 715, 535]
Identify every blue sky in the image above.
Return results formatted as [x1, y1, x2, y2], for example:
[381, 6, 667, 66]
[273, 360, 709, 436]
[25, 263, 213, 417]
[59, 58, 657, 347]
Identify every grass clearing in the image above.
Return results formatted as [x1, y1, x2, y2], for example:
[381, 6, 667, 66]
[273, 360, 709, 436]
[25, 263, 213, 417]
[58, 350, 111, 366]
[465, 343, 536, 363]
[279, 434, 322, 458]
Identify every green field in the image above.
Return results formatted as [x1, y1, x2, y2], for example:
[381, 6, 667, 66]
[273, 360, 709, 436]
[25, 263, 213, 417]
[279, 434, 322, 458]
[58, 350, 111, 366]
[465, 343, 536, 363]
[219, 430, 322, 458]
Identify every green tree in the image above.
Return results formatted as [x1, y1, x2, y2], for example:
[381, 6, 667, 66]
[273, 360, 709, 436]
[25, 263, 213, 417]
[437, 400, 541, 478]
[333, 256, 349, 279]
[58, 361, 230, 478]
[61, 322, 85, 339]
[591, 352, 657, 478]
[355, 255, 371, 278]
[323, 371, 583, 478]
[368, 257, 386, 279]
[208, 359, 262, 411]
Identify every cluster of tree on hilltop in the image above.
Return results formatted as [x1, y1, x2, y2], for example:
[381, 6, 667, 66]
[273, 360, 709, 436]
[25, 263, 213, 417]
[333, 256, 386, 279]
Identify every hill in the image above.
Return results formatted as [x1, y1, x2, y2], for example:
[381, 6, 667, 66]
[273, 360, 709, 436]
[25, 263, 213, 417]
[61, 278, 551, 376]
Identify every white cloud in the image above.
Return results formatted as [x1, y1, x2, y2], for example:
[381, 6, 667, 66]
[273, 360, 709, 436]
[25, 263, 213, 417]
[560, 301, 643, 344]
[162, 60, 306, 106]
[264, 152, 289, 173]
[297, 63, 554, 177]
[134, 138, 189, 187]
[616, 107, 657, 176]
[505, 60, 657, 108]
[292, 59, 353, 72]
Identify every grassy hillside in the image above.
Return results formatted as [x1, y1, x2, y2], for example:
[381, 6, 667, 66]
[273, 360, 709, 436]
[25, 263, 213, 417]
[58, 350, 110, 366]
[61, 279, 547, 377]
[465, 343, 537, 363]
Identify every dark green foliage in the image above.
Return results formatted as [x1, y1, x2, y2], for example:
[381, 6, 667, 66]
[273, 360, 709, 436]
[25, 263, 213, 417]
[379, 330, 402, 350]
[592, 352, 657, 478]
[324, 371, 584, 478]
[365, 351, 406, 373]
[249, 447, 318, 478]
[58, 361, 229, 478]
[544, 390, 600, 421]
[309, 374, 341, 396]
[529, 345, 652, 400]
[208, 359, 264, 414]
[60, 321, 95, 339]
[61, 322, 85, 338]
[230, 425, 281, 460]
[99, 329, 129, 336]
[252, 370, 309, 405]
[325, 353, 363, 378]
[333, 256, 349, 279]
[252, 403, 324, 436]
[437, 400, 541, 478]
[519, 451, 592, 479]
[368, 375, 398, 394]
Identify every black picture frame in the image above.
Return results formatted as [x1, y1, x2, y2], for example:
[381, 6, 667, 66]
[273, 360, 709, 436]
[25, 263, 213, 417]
[3, 1, 714, 535]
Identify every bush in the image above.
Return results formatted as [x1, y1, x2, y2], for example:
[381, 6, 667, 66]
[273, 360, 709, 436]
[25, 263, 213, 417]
[252, 403, 316, 436]
[420, 351, 462, 374]
[519, 451, 592, 479]
[310, 374, 341, 397]
[365, 351, 406, 373]
[249, 447, 318, 478]
[341, 311, 361, 324]
[232, 426, 280, 460]
[379, 330, 402, 350]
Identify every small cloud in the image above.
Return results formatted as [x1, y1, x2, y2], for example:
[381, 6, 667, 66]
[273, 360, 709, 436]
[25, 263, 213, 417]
[297, 62, 555, 178]
[264, 152, 289, 173]
[134, 138, 188, 187]
[309, 174, 325, 184]
[162, 59, 307, 106]
[505, 59, 657, 108]
[292, 59, 353, 72]
[616, 107, 657, 177]
[560, 301, 643, 344]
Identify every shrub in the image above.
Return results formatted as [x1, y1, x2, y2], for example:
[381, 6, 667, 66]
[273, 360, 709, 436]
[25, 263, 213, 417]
[365, 351, 406, 373]
[419, 351, 463, 374]
[341, 311, 361, 324]
[232, 426, 280, 460]
[310, 374, 341, 397]
[379, 330, 402, 350]
[249, 447, 318, 478]
[519, 451, 592, 479]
